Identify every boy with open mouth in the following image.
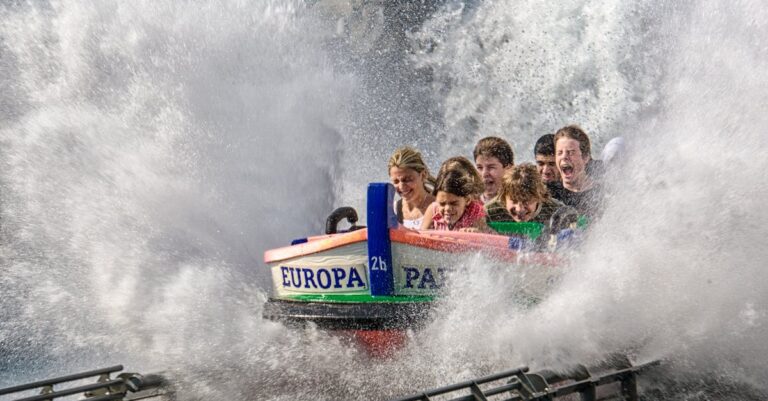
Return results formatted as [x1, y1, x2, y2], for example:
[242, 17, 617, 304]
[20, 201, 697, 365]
[473, 136, 515, 205]
[547, 125, 603, 218]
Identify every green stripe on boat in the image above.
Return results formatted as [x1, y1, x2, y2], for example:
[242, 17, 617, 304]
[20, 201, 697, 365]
[283, 294, 434, 303]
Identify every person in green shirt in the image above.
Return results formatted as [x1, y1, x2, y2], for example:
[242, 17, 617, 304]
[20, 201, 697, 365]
[486, 164, 577, 242]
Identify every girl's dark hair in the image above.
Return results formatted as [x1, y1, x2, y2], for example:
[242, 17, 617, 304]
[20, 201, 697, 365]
[432, 169, 477, 198]
[436, 156, 484, 196]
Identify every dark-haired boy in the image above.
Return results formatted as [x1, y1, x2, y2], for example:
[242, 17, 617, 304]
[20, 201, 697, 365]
[473, 136, 514, 204]
[533, 134, 560, 184]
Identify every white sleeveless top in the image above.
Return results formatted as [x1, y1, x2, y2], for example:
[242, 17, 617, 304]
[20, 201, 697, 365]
[402, 217, 424, 230]
[395, 198, 425, 230]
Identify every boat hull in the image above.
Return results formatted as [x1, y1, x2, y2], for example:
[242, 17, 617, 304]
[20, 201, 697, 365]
[262, 298, 432, 330]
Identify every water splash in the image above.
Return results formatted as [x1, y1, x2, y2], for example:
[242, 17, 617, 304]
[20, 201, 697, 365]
[408, 0, 768, 395]
[0, 0, 352, 386]
[411, 0, 673, 159]
[2, 0, 768, 399]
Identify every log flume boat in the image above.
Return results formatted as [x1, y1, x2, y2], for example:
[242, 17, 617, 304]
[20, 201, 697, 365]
[262, 183, 564, 356]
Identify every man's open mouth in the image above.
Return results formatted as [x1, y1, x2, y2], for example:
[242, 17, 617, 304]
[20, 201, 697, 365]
[560, 164, 574, 176]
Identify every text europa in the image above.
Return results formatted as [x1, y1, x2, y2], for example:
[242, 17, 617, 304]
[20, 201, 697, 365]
[280, 266, 367, 289]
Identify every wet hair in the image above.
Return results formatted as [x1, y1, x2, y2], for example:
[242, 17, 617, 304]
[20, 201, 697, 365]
[388, 146, 436, 192]
[436, 156, 484, 196]
[432, 169, 478, 198]
[496, 163, 550, 203]
[473, 136, 514, 167]
[554, 125, 591, 159]
[534, 134, 555, 156]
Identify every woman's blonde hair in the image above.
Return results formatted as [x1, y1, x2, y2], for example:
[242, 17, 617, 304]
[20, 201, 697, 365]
[436, 156, 484, 196]
[388, 146, 436, 191]
[497, 163, 549, 203]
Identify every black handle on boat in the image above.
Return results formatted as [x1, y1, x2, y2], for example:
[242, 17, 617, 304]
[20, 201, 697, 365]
[325, 207, 361, 234]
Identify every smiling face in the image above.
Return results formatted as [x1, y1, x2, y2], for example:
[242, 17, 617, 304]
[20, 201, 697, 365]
[555, 137, 589, 190]
[475, 155, 507, 200]
[435, 191, 469, 226]
[505, 196, 539, 222]
[535, 154, 559, 183]
[389, 166, 426, 202]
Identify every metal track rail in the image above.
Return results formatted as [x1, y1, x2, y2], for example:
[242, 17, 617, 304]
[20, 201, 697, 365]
[390, 361, 659, 401]
[0, 366, 124, 397]
[0, 366, 170, 401]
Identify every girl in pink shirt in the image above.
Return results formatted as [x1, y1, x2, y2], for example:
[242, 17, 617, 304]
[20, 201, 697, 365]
[420, 167, 488, 232]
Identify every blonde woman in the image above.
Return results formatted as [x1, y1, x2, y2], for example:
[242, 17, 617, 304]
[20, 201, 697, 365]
[388, 147, 436, 230]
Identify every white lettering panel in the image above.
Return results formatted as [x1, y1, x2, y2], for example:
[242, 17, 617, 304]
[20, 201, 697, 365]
[272, 264, 369, 295]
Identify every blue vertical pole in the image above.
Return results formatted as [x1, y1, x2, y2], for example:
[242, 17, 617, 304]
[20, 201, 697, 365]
[367, 183, 397, 296]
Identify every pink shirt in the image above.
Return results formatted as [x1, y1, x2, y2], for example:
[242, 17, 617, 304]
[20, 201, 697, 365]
[431, 200, 486, 231]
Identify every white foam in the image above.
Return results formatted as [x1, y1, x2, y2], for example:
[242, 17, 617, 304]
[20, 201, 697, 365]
[2, 0, 768, 398]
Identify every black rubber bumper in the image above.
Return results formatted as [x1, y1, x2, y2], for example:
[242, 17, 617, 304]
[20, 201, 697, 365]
[262, 298, 434, 330]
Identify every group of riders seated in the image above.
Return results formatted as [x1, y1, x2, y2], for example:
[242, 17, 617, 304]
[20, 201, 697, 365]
[388, 125, 624, 250]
